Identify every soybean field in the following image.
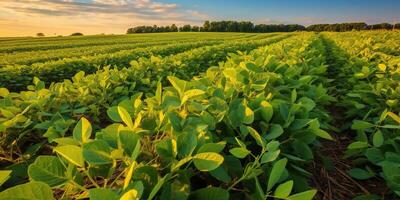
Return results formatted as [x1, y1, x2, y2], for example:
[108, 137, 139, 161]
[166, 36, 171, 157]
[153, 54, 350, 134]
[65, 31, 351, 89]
[0, 31, 399, 200]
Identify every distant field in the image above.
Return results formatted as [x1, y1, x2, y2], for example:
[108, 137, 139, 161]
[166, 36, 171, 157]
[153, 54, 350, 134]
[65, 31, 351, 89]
[1, 31, 400, 200]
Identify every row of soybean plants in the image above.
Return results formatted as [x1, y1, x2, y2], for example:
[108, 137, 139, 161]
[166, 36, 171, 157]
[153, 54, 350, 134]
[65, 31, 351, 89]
[0, 33, 292, 188]
[0, 34, 278, 91]
[330, 31, 400, 56]
[324, 32, 400, 197]
[0, 32, 333, 200]
[0, 32, 252, 53]
[0, 33, 264, 66]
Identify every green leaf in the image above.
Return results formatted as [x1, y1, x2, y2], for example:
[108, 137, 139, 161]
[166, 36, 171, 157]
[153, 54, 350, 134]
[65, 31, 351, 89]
[54, 145, 84, 167]
[167, 112, 182, 131]
[0, 181, 54, 200]
[287, 189, 317, 200]
[351, 120, 375, 130]
[265, 124, 284, 140]
[261, 150, 280, 163]
[107, 106, 122, 122]
[0, 170, 12, 186]
[260, 101, 273, 123]
[168, 76, 187, 97]
[267, 158, 287, 191]
[197, 142, 226, 153]
[348, 142, 368, 149]
[229, 147, 250, 159]
[248, 126, 265, 147]
[193, 152, 224, 172]
[189, 187, 229, 200]
[73, 117, 92, 144]
[89, 188, 118, 200]
[274, 180, 293, 198]
[311, 128, 333, 140]
[28, 156, 68, 187]
[348, 168, 375, 180]
[83, 140, 113, 165]
[372, 131, 384, 147]
[118, 106, 134, 130]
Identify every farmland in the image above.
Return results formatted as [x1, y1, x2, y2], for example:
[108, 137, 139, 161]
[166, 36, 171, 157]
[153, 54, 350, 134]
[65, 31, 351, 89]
[0, 31, 399, 200]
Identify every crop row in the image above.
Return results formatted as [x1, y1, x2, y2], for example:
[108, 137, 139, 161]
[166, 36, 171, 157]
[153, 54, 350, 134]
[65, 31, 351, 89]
[0, 34, 267, 66]
[0, 32, 333, 200]
[0, 34, 285, 91]
[0, 33, 256, 54]
[323, 32, 400, 197]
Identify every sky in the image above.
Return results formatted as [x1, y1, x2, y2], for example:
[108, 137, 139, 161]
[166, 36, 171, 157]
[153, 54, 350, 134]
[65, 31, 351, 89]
[0, 0, 399, 37]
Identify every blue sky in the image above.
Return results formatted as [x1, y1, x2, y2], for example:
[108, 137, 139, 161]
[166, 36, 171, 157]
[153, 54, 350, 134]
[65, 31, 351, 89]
[166, 0, 400, 24]
[0, 0, 399, 36]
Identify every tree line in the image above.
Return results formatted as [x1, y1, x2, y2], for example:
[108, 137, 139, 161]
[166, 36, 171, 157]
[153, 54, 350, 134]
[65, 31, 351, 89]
[127, 21, 400, 34]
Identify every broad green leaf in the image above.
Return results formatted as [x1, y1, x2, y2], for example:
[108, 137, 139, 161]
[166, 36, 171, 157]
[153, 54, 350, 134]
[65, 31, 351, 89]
[311, 128, 333, 140]
[107, 106, 122, 122]
[261, 150, 280, 163]
[182, 89, 205, 103]
[118, 106, 134, 130]
[83, 140, 113, 165]
[119, 130, 141, 159]
[73, 117, 92, 144]
[229, 147, 250, 159]
[274, 180, 293, 198]
[372, 131, 384, 147]
[292, 140, 313, 160]
[193, 152, 224, 172]
[189, 187, 229, 200]
[348, 141, 368, 149]
[0, 181, 54, 200]
[0, 170, 11, 186]
[167, 112, 182, 131]
[287, 189, 317, 200]
[168, 76, 187, 97]
[265, 124, 283, 140]
[156, 139, 177, 159]
[260, 101, 273, 123]
[348, 168, 375, 180]
[89, 188, 118, 200]
[28, 156, 68, 187]
[267, 158, 287, 191]
[210, 167, 231, 183]
[243, 106, 254, 124]
[351, 120, 375, 130]
[54, 145, 84, 167]
[197, 142, 226, 153]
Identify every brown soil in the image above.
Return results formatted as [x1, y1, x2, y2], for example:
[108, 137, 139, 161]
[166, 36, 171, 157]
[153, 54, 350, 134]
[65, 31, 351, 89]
[310, 106, 392, 200]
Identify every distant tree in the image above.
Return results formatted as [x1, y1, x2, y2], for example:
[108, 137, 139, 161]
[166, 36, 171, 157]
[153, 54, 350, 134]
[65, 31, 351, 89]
[36, 33, 45, 37]
[203, 21, 210, 32]
[170, 24, 178, 32]
[180, 24, 191, 32]
[191, 26, 200, 32]
[71, 32, 84, 36]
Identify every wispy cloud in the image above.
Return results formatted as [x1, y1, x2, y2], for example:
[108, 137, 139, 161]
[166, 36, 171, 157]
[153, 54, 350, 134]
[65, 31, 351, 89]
[0, 0, 209, 36]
